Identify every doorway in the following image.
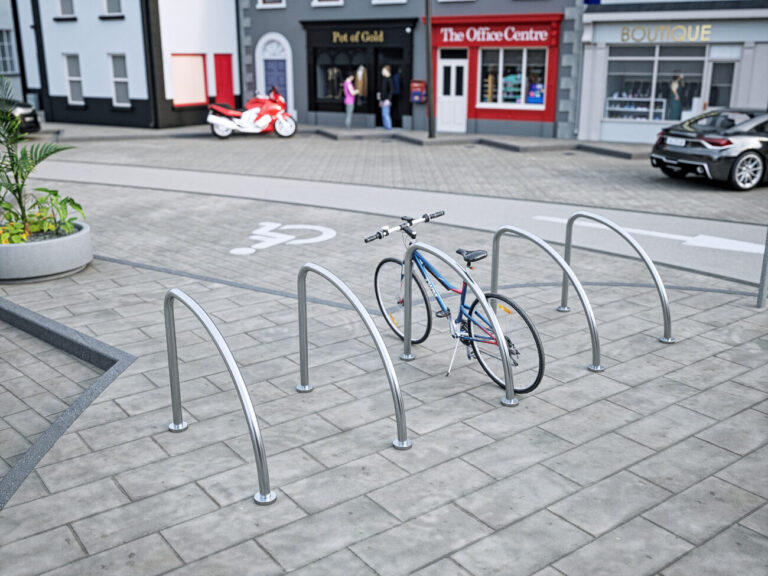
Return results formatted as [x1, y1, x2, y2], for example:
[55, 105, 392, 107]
[437, 49, 468, 133]
[376, 48, 404, 127]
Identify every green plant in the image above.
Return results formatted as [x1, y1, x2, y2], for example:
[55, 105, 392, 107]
[0, 75, 80, 244]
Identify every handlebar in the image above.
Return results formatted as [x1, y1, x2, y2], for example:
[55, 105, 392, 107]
[364, 210, 444, 243]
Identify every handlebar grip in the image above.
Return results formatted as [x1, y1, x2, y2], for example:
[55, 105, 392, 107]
[364, 233, 379, 243]
[424, 210, 444, 222]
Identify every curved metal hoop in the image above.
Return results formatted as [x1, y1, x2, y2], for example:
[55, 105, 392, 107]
[490, 226, 603, 372]
[164, 288, 276, 505]
[562, 211, 675, 343]
[402, 242, 518, 406]
[297, 263, 412, 449]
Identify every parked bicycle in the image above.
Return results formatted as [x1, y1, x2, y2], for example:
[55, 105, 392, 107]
[365, 211, 544, 394]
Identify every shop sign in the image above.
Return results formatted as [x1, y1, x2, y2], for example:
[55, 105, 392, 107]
[620, 24, 712, 43]
[331, 30, 384, 44]
[438, 24, 549, 46]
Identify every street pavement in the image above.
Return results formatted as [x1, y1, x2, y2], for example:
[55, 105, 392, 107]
[0, 125, 766, 575]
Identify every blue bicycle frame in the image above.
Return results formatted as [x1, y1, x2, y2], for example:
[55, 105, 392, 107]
[411, 250, 498, 346]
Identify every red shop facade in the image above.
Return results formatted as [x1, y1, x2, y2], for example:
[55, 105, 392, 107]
[430, 14, 562, 135]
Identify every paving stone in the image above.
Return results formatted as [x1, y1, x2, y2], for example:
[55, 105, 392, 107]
[115, 376, 220, 416]
[199, 448, 325, 507]
[0, 478, 129, 546]
[740, 503, 768, 538]
[0, 526, 84, 576]
[716, 446, 768, 499]
[644, 476, 765, 545]
[662, 525, 768, 576]
[0, 427, 31, 459]
[734, 362, 768, 394]
[38, 437, 167, 493]
[67, 400, 128, 433]
[320, 389, 421, 431]
[0, 391, 26, 417]
[283, 453, 408, 513]
[666, 355, 751, 390]
[164, 491, 306, 563]
[540, 400, 641, 445]
[303, 417, 407, 468]
[79, 407, 182, 451]
[255, 384, 354, 426]
[153, 410, 251, 456]
[462, 427, 573, 480]
[630, 437, 739, 493]
[453, 510, 591, 576]
[369, 459, 493, 522]
[535, 374, 629, 411]
[544, 433, 654, 486]
[549, 471, 670, 536]
[116, 444, 242, 500]
[257, 496, 397, 571]
[72, 483, 218, 554]
[553, 517, 691, 576]
[5, 408, 51, 437]
[410, 558, 472, 576]
[381, 422, 494, 474]
[608, 377, 699, 415]
[717, 338, 768, 370]
[617, 404, 716, 451]
[602, 353, 685, 386]
[406, 393, 493, 435]
[3, 471, 50, 507]
[351, 504, 492, 576]
[680, 381, 767, 420]
[44, 534, 182, 576]
[696, 409, 768, 455]
[164, 540, 283, 576]
[459, 464, 579, 530]
[465, 397, 566, 440]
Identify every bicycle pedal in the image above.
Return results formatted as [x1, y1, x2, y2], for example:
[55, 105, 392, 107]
[435, 310, 450, 318]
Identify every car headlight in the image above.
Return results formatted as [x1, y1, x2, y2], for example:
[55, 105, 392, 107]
[12, 105, 34, 116]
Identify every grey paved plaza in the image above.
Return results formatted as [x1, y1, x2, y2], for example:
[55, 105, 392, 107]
[0, 126, 767, 575]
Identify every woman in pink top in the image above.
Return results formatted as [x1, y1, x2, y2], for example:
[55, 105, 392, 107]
[343, 74, 358, 129]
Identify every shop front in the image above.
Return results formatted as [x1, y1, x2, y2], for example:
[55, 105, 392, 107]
[579, 10, 768, 143]
[430, 14, 562, 135]
[303, 20, 416, 128]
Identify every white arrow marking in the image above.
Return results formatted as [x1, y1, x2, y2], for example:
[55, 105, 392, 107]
[533, 216, 764, 254]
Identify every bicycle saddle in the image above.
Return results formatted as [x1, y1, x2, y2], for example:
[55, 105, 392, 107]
[456, 248, 488, 263]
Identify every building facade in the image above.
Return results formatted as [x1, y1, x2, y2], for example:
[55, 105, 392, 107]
[578, 0, 768, 144]
[26, 0, 239, 127]
[240, 0, 584, 138]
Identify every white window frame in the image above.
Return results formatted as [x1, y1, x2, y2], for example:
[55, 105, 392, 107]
[104, 0, 123, 15]
[372, 0, 407, 4]
[110, 53, 130, 108]
[0, 30, 17, 75]
[64, 53, 84, 105]
[311, 0, 343, 7]
[437, 0, 475, 3]
[59, 0, 75, 16]
[476, 47, 547, 111]
[257, 0, 286, 8]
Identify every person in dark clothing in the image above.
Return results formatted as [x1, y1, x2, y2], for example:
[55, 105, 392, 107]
[380, 65, 393, 130]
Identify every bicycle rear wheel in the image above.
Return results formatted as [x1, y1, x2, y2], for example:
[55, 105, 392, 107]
[467, 293, 544, 394]
[374, 257, 432, 344]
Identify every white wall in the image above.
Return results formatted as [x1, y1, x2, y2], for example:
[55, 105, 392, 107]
[157, 0, 240, 101]
[40, 0, 148, 99]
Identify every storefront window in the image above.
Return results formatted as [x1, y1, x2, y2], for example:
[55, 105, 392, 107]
[315, 50, 366, 102]
[480, 48, 546, 108]
[605, 45, 704, 122]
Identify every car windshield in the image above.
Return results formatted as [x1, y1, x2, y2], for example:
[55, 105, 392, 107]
[681, 110, 755, 134]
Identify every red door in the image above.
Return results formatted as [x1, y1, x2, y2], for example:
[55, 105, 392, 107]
[214, 54, 235, 107]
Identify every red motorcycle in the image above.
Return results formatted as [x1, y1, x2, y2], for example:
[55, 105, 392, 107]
[207, 86, 297, 139]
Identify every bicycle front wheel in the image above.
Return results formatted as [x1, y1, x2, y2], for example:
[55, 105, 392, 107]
[468, 293, 544, 394]
[374, 257, 432, 344]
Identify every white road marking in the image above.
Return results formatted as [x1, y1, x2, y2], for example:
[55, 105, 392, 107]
[533, 216, 765, 254]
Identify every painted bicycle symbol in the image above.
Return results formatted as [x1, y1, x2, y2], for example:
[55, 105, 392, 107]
[230, 222, 337, 255]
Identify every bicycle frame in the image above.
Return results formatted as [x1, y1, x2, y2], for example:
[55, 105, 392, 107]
[411, 250, 497, 346]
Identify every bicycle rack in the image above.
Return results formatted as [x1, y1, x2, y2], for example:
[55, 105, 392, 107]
[296, 263, 412, 450]
[164, 288, 276, 505]
[490, 226, 604, 372]
[401, 242, 519, 407]
[758, 228, 768, 309]
[562, 211, 675, 344]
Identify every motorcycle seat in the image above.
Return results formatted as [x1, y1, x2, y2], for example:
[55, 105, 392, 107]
[209, 104, 242, 118]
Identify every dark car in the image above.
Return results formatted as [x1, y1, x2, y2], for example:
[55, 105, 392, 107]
[0, 99, 41, 133]
[650, 109, 768, 191]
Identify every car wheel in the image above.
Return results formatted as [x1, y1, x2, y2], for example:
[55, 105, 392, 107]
[729, 151, 765, 191]
[660, 165, 688, 179]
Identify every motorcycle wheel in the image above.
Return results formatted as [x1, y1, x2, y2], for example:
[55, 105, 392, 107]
[211, 123, 233, 139]
[274, 115, 297, 138]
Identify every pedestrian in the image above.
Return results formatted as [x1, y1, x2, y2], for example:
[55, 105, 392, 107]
[669, 72, 684, 120]
[380, 65, 393, 130]
[343, 74, 358, 129]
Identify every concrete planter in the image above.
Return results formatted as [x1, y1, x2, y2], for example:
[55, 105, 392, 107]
[0, 223, 93, 281]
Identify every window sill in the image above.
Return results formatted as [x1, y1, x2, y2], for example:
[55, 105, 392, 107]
[476, 103, 546, 111]
[256, 2, 286, 8]
[311, 0, 344, 7]
[99, 14, 125, 20]
[53, 16, 77, 22]
[112, 104, 133, 111]
[66, 102, 86, 109]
